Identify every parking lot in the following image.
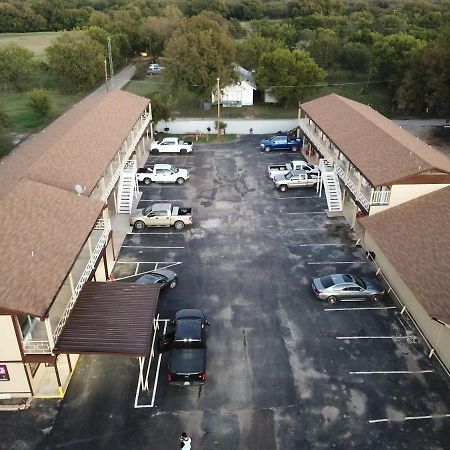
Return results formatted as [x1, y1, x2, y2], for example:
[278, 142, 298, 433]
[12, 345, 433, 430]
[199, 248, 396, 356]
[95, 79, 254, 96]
[3, 136, 450, 450]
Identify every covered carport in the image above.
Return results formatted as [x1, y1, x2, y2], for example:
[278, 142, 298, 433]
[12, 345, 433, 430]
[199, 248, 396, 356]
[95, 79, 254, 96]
[53, 281, 165, 408]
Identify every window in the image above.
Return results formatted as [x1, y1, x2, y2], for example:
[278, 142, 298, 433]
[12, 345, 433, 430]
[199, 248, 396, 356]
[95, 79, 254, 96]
[0, 364, 10, 381]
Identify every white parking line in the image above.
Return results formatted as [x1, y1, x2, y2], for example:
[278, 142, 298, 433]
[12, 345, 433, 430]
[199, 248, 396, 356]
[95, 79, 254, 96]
[336, 335, 409, 340]
[350, 370, 434, 375]
[127, 232, 184, 235]
[325, 306, 397, 312]
[294, 228, 323, 231]
[287, 211, 326, 215]
[308, 261, 367, 265]
[122, 245, 185, 249]
[138, 199, 184, 202]
[277, 196, 316, 200]
[298, 243, 350, 247]
[369, 413, 450, 424]
[115, 261, 182, 269]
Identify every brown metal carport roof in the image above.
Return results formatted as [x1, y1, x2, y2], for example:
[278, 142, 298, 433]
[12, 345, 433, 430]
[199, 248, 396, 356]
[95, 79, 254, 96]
[54, 282, 160, 357]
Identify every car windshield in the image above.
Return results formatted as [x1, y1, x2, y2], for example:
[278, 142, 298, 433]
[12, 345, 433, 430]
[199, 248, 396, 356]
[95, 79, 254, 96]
[353, 276, 366, 289]
[143, 207, 152, 215]
[170, 166, 179, 173]
[285, 172, 294, 180]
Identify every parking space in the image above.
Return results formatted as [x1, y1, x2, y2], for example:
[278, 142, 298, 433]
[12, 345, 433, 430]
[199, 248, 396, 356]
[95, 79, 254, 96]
[9, 136, 449, 450]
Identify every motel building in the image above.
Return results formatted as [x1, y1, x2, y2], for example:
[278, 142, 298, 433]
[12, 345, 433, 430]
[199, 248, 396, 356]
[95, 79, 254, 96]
[0, 90, 161, 399]
[298, 94, 450, 373]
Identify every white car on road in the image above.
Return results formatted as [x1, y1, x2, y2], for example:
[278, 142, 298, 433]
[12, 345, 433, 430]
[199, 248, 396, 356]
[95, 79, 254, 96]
[150, 138, 193, 155]
[136, 164, 189, 185]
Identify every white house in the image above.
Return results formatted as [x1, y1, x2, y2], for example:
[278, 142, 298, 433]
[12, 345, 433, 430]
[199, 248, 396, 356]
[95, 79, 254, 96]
[211, 65, 256, 107]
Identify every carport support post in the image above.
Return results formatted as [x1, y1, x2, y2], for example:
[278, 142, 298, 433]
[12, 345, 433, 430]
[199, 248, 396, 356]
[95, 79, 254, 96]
[45, 318, 55, 351]
[297, 102, 301, 136]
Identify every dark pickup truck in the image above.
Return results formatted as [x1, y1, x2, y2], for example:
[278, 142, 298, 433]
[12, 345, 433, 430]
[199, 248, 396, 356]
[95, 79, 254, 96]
[158, 309, 209, 385]
[260, 135, 303, 152]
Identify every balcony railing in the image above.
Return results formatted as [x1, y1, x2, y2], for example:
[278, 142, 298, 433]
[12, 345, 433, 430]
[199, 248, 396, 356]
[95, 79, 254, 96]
[52, 218, 111, 345]
[299, 118, 390, 210]
[101, 112, 151, 203]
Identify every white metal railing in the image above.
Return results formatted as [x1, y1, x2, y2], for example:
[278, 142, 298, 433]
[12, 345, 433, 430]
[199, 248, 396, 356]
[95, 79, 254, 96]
[52, 220, 112, 344]
[370, 189, 391, 205]
[23, 339, 51, 354]
[101, 112, 151, 203]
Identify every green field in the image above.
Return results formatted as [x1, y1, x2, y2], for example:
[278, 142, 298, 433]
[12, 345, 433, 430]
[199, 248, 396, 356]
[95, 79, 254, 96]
[1, 92, 80, 132]
[0, 32, 59, 57]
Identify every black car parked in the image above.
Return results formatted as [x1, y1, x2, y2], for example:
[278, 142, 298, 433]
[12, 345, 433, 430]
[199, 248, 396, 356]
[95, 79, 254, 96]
[135, 269, 177, 290]
[158, 309, 209, 385]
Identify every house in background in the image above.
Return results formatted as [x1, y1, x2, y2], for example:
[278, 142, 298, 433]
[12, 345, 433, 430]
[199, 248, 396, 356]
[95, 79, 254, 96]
[211, 65, 255, 107]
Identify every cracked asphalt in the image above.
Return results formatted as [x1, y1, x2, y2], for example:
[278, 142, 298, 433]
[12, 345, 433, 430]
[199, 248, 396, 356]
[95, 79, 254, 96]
[2, 136, 450, 450]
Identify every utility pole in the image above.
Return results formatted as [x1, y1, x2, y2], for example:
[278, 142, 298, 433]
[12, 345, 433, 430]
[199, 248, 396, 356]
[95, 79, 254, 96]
[216, 77, 220, 139]
[104, 59, 109, 92]
[107, 36, 114, 80]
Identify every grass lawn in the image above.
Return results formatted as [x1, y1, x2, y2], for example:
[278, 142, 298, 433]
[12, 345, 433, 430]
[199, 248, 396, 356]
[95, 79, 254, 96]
[1, 92, 81, 132]
[0, 32, 59, 57]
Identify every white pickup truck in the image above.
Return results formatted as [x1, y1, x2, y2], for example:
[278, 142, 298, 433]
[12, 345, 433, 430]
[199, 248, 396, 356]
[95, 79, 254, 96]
[150, 137, 193, 155]
[130, 203, 193, 230]
[273, 170, 319, 192]
[267, 160, 319, 179]
[136, 164, 189, 185]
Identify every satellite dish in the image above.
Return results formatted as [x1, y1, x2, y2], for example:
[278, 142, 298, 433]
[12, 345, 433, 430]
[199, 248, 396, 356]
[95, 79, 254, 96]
[74, 184, 86, 195]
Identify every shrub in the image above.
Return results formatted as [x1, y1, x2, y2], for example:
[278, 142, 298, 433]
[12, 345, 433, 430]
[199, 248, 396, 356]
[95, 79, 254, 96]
[27, 89, 52, 117]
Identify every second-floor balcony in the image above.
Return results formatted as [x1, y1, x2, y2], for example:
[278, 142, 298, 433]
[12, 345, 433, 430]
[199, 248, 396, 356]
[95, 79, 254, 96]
[22, 216, 112, 354]
[299, 118, 391, 210]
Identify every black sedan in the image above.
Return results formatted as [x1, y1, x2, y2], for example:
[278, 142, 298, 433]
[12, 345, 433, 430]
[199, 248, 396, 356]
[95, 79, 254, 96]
[135, 269, 177, 290]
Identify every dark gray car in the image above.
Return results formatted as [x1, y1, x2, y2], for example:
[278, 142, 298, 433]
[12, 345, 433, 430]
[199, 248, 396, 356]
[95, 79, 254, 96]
[136, 269, 177, 290]
[312, 273, 385, 303]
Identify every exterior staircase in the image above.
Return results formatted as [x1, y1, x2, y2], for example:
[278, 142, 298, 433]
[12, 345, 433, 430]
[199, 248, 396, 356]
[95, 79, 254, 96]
[117, 160, 138, 214]
[318, 159, 343, 212]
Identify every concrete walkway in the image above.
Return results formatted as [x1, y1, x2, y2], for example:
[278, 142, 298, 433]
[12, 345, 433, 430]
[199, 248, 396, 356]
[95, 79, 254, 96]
[86, 64, 136, 99]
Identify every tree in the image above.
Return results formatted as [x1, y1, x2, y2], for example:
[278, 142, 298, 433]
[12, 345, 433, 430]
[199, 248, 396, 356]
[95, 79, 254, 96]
[0, 101, 12, 158]
[255, 48, 326, 106]
[372, 32, 426, 92]
[236, 34, 284, 71]
[46, 31, 105, 94]
[27, 88, 52, 116]
[0, 43, 34, 91]
[250, 20, 298, 48]
[150, 92, 175, 124]
[308, 28, 340, 69]
[139, 14, 181, 57]
[339, 42, 371, 74]
[164, 13, 236, 97]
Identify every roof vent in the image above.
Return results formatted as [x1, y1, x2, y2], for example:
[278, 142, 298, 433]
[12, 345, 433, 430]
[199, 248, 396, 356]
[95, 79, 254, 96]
[74, 184, 86, 196]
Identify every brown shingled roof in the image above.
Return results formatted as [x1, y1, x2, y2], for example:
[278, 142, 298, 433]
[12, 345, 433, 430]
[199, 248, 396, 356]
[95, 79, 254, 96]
[0, 179, 104, 318]
[301, 94, 450, 187]
[0, 90, 149, 197]
[54, 282, 160, 356]
[359, 186, 450, 324]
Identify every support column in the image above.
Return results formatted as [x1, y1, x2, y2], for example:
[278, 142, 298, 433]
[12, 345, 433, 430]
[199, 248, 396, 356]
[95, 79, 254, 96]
[45, 318, 55, 351]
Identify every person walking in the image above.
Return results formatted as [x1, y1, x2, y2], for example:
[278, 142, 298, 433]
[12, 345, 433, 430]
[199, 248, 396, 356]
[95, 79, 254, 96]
[180, 432, 192, 449]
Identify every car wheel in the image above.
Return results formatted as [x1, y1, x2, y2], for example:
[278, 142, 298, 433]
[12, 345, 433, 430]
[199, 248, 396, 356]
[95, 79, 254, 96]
[180, 148, 188, 155]
[134, 220, 146, 230]
[371, 294, 381, 302]
[169, 280, 177, 289]
[152, 148, 159, 155]
[174, 220, 185, 230]
[143, 178, 151, 185]
[264, 146, 271, 152]
[176, 177, 185, 185]
[279, 185, 288, 192]
[327, 296, 337, 304]
[291, 145, 298, 152]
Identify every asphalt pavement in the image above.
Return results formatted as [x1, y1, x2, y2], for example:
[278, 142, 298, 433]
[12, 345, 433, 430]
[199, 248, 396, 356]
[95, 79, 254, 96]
[2, 136, 450, 450]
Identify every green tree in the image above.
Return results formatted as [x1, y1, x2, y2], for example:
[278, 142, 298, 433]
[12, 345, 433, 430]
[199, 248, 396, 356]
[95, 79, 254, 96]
[372, 32, 426, 92]
[339, 42, 371, 74]
[250, 20, 298, 47]
[255, 48, 326, 106]
[139, 14, 181, 57]
[0, 101, 12, 157]
[150, 92, 175, 124]
[164, 13, 236, 97]
[236, 34, 283, 71]
[0, 43, 34, 91]
[46, 31, 105, 94]
[308, 28, 340, 69]
[27, 88, 52, 116]
[227, 0, 263, 20]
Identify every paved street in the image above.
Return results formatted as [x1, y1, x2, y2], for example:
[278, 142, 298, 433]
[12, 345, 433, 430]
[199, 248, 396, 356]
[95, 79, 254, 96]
[2, 136, 450, 450]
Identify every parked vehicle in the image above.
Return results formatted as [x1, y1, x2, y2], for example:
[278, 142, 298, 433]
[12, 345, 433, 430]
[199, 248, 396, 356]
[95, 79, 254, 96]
[312, 273, 385, 304]
[147, 63, 164, 75]
[136, 164, 189, 185]
[135, 269, 178, 290]
[260, 135, 303, 152]
[267, 161, 319, 179]
[273, 170, 318, 192]
[130, 203, 192, 230]
[158, 309, 209, 385]
[150, 138, 193, 155]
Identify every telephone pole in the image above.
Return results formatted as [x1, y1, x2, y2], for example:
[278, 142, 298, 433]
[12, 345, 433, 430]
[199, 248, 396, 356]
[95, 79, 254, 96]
[107, 36, 114, 80]
[216, 77, 220, 139]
